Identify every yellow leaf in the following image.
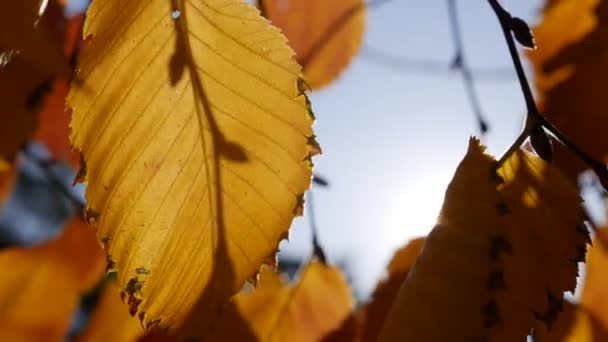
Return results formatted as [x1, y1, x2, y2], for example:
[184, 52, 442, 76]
[263, 0, 366, 89]
[209, 261, 353, 341]
[76, 282, 144, 342]
[0, 218, 106, 342]
[68, 0, 318, 336]
[580, 229, 608, 330]
[378, 138, 588, 341]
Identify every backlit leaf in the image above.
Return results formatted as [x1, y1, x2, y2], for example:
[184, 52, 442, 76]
[209, 261, 353, 341]
[68, 0, 317, 336]
[378, 138, 587, 341]
[263, 0, 366, 89]
[0, 218, 106, 342]
[528, 0, 608, 178]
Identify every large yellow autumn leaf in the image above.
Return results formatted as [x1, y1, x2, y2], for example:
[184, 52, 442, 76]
[68, 0, 318, 336]
[378, 138, 587, 341]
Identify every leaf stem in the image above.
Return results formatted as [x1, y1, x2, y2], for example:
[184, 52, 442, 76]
[488, 0, 608, 179]
[307, 188, 327, 264]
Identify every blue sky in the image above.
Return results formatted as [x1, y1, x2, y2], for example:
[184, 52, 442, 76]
[278, 0, 545, 298]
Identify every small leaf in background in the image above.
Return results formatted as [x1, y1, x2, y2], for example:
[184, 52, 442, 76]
[0, 58, 48, 161]
[68, 0, 317, 335]
[0, 0, 70, 76]
[0, 218, 106, 342]
[358, 237, 424, 342]
[527, 0, 608, 179]
[0, 0, 73, 161]
[34, 13, 85, 167]
[378, 138, 588, 341]
[0, 161, 18, 207]
[210, 261, 353, 342]
[75, 282, 144, 342]
[263, 0, 366, 89]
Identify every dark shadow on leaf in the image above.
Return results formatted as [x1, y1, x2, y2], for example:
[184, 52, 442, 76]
[166, 0, 254, 339]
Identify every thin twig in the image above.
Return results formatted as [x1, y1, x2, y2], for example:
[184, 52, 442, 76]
[307, 188, 327, 264]
[360, 45, 516, 81]
[447, 0, 489, 135]
[21, 145, 85, 210]
[488, 0, 608, 179]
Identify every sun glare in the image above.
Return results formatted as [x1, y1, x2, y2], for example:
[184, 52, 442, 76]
[383, 168, 454, 249]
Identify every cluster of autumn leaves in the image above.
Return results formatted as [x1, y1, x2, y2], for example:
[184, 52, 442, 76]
[2, 0, 608, 341]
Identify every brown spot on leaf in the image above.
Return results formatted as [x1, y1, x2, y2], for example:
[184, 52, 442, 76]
[489, 236, 513, 261]
[487, 270, 506, 290]
[496, 202, 510, 216]
[482, 300, 501, 328]
[85, 209, 100, 227]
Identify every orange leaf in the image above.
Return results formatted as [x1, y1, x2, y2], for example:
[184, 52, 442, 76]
[580, 229, 608, 330]
[0, 0, 73, 161]
[0, 160, 18, 207]
[528, 0, 608, 177]
[0, 0, 71, 76]
[358, 237, 424, 342]
[0, 218, 106, 342]
[76, 281, 143, 342]
[378, 139, 588, 341]
[263, 0, 366, 89]
[210, 261, 353, 341]
[34, 14, 84, 167]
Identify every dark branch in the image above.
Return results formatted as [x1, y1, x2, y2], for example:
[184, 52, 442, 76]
[488, 0, 608, 189]
[360, 45, 516, 81]
[447, 0, 489, 135]
[308, 185, 327, 264]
